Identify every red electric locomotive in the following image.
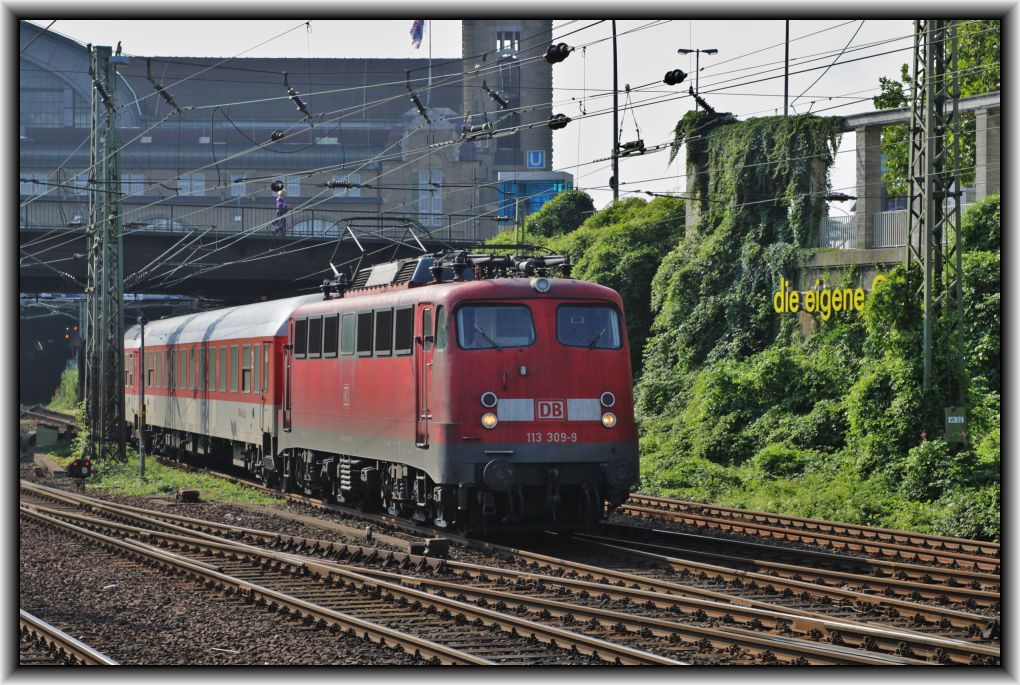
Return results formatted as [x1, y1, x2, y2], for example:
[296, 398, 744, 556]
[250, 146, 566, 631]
[125, 252, 638, 532]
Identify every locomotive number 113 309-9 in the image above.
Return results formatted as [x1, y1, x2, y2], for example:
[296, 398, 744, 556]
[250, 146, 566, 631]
[526, 431, 579, 443]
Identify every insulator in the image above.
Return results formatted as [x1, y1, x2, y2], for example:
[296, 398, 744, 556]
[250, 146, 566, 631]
[271, 130, 285, 141]
[548, 113, 570, 130]
[620, 139, 645, 152]
[270, 180, 284, 192]
[663, 69, 687, 86]
[545, 42, 571, 64]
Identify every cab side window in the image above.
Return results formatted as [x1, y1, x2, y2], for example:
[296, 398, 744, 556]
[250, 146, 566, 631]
[435, 306, 447, 350]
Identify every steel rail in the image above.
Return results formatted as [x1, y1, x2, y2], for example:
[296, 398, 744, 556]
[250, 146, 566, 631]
[619, 503, 1000, 573]
[50, 471, 999, 657]
[598, 522, 999, 591]
[20, 486, 997, 665]
[571, 535, 996, 633]
[20, 609, 119, 666]
[20, 507, 491, 666]
[577, 530, 999, 608]
[323, 561, 923, 665]
[21, 503, 681, 666]
[625, 494, 1000, 556]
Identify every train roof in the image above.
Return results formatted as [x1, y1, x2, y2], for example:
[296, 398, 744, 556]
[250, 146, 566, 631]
[124, 294, 320, 348]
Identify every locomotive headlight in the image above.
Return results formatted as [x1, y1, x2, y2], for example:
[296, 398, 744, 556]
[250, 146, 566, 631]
[531, 277, 551, 293]
[480, 391, 498, 408]
[601, 412, 617, 428]
[600, 391, 616, 408]
[481, 413, 498, 429]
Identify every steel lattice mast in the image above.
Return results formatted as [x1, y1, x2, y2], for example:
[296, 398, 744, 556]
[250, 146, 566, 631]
[906, 20, 966, 409]
[83, 45, 126, 462]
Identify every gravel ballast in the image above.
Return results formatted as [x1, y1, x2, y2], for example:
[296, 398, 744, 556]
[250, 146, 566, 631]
[19, 517, 423, 666]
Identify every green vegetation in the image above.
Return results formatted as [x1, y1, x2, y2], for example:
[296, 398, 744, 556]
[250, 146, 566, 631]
[521, 189, 595, 239]
[47, 367, 79, 413]
[639, 197, 1000, 541]
[873, 20, 1000, 196]
[78, 448, 283, 505]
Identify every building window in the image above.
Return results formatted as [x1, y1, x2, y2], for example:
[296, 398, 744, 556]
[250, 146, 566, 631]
[418, 168, 442, 227]
[332, 173, 361, 198]
[122, 173, 145, 197]
[21, 88, 64, 128]
[496, 30, 520, 52]
[230, 175, 246, 198]
[285, 175, 300, 198]
[178, 173, 205, 197]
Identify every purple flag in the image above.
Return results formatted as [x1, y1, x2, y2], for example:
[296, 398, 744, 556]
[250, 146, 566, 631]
[410, 19, 425, 49]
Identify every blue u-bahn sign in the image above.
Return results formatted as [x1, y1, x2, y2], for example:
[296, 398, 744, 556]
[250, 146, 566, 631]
[527, 150, 546, 169]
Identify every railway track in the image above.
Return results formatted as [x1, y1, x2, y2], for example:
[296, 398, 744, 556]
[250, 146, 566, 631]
[161, 472, 998, 645]
[20, 609, 119, 666]
[20, 405, 78, 432]
[620, 495, 1000, 573]
[20, 492, 680, 666]
[578, 524, 999, 609]
[20, 482, 998, 665]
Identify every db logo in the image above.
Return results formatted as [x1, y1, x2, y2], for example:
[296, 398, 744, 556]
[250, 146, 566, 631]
[536, 400, 565, 420]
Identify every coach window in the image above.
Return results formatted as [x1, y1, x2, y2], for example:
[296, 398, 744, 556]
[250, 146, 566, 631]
[374, 308, 393, 357]
[294, 318, 308, 359]
[164, 350, 170, 388]
[253, 344, 261, 392]
[435, 306, 447, 350]
[207, 348, 216, 391]
[242, 344, 252, 392]
[229, 345, 238, 392]
[218, 346, 227, 391]
[356, 311, 373, 357]
[308, 317, 323, 359]
[323, 315, 339, 358]
[198, 347, 206, 391]
[262, 345, 270, 392]
[394, 307, 413, 356]
[178, 349, 186, 389]
[340, 313, 355, 356]
[189, 347, 196, 389]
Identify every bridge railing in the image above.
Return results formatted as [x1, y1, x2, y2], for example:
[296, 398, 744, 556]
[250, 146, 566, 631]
[20, 199, 509, 245]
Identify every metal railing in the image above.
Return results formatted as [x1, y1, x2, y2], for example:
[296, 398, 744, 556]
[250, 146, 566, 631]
[817, 215, 856, 249]
[873, 210, 908, 247]
[818, 203, 976, 250]
[20, 199, 509, 245]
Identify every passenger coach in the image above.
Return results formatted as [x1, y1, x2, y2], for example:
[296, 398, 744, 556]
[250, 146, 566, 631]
[126, 252, 639, 532]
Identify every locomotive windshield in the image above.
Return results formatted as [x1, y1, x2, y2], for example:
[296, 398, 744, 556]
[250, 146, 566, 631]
[557, 305, 622, 350]
[456, 305, 535, 349]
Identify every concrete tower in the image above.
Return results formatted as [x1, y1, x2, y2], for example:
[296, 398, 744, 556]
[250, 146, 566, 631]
[461, 20, 553, 174]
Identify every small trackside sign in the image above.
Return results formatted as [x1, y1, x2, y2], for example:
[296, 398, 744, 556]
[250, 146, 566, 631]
[536, 400, 565, 420]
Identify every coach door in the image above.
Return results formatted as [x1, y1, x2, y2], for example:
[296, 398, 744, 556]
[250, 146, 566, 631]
[260, 340, 273, 433]
[415, 304, 434, 448]
[283, 341, 293, 432]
